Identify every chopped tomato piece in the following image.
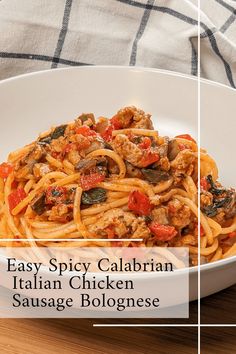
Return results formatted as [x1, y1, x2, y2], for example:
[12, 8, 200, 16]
[110, 115, 122, 130]
[149, 222, 178, 241]
[139, 137, 151, 149]
[0, 162, 13, 179]
[11, 180, 18, 189]
[200, 177, 209, 191]
[140, 150, 159, 167]
[200, 225, 205, 237]
[106, 227, 116, 239]
[80, 173, 105, 191]
[75, 125, 97, 137]
[101, 125, 114, 142]
[46, 186, 67, 205]
[228, 231, 236, 238]
[175, 134, 196, 143]
[8, 188, 27, 213]
[101, 115, 123, 142]
[128, 190, 152, 216]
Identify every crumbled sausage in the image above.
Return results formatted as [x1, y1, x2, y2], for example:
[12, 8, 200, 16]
[151, 207, 169, 225]
[168, 198, 192, 229]
[170, 149, 196, 183]
[112, 134, 143, 167]
[114, 106, 153, 129]
[87, 209, 150, 238]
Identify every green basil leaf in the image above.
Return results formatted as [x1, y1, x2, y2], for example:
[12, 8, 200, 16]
[141, 169, 170, 184]
[82, 188, 107, 205]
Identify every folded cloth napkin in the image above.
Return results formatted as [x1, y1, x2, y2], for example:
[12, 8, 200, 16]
[0, 0, 236, 87]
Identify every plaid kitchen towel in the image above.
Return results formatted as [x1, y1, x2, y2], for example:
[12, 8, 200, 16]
[0, 0, 236, 87]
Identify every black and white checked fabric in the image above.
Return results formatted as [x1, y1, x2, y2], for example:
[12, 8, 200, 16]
[0, 0, 236, 87]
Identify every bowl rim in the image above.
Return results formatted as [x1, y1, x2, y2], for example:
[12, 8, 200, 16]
[0, 65, 235, 272]
[0, 65, 197, 85]
[1, 65, 236, 94]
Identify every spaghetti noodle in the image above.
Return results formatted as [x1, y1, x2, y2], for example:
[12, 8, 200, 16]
[0, 106, 235, 265]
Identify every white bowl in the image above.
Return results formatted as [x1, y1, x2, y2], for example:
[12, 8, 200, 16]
[0, 66, 235, 300]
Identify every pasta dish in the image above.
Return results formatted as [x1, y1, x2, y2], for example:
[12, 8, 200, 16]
[0, 106, 235, 265]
